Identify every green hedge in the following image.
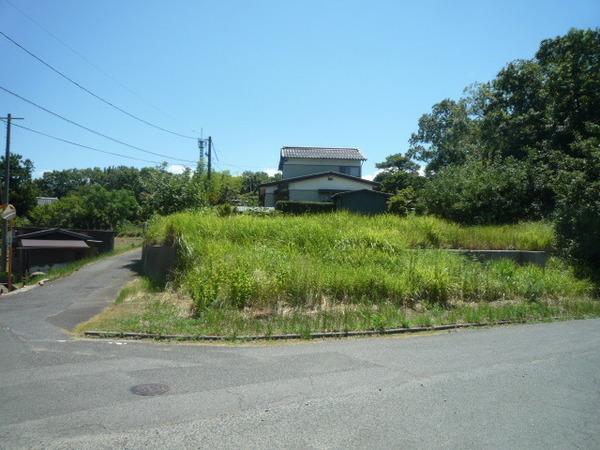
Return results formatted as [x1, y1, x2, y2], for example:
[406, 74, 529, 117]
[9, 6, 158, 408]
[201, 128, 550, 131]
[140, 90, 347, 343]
[275, 200, 335, 214]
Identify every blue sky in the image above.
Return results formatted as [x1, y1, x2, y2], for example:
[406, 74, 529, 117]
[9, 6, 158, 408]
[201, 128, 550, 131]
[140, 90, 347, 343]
[1, 0, 598, 179]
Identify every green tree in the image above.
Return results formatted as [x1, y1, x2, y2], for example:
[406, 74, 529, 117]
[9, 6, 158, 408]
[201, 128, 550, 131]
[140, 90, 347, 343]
[29, 185, 139, 230]
[387, 187, 418, 216]
[477, 29, 600, 215]
[206, 170, 242, 205]
[0, 153, 38, 216]
[537, 29, 600, 154]
[238, 171, 282, 205]
[240, 171, 270, 194]
[554, 128, 600, 267]
[406, 99, 479, 174]
[374, 153, 424, 193]
[138, 166, 205, 219]
[398, 27, 600, 224]
[35, 166, 145, 199]
[421, 159, 532, 224]
[35, 167, 105, 198]
[102, 166, 143, 197]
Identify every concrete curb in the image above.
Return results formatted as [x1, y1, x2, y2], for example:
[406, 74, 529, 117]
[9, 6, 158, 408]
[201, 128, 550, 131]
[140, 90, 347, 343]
[83, 319, 555, 342]
[0, 283, 42, 299]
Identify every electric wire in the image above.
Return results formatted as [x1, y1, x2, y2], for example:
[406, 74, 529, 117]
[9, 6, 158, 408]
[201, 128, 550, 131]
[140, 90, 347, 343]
[0, 119, 171, 165]
[0, 85, 197, 163]
[207, 139, 270, 171]
[2, 0, 181, 125]
[0, 30, 197, 140]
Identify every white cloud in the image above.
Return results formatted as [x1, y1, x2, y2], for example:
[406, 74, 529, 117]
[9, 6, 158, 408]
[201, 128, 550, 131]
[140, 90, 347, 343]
[33, 169, 49, 179]
[364, 165, 426, 180]
[263, 168, 280, 177]
[363, 169, 383, 181]
[166, 164, 187, 175]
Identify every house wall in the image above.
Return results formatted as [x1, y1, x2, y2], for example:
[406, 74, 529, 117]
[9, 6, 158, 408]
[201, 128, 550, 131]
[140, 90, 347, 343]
[263, 174, 375, 206]
[282, 158, 362, 179]
[288, 175, 373, 192]
[261, 185, 277, 207]
[288, 175, 374, 203]
[334, 190, 390, 215]
[15, 247, 92, 277]
[289, 190, 321, 202]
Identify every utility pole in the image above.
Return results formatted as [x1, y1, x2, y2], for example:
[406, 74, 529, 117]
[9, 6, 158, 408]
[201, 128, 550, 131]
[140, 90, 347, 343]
[197, 138, 204, 167]
[207, 136, 212, 180]
[0, 113, 23, 275]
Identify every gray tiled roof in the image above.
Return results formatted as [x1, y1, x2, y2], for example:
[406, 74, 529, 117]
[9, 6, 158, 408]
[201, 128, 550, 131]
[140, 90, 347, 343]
[281, 146, 366, 160]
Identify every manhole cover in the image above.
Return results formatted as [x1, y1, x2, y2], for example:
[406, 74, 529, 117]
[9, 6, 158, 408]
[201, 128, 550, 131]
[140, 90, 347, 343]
[130, 383, 169, 397]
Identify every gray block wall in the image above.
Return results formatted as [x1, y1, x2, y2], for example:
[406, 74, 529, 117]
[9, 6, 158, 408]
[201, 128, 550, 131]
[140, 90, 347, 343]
[142, 245, 177, 285]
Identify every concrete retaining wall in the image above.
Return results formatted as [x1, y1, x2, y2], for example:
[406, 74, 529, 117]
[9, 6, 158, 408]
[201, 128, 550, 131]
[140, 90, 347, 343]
[142, 245, 176, 284]
[449, 250, 549, 267]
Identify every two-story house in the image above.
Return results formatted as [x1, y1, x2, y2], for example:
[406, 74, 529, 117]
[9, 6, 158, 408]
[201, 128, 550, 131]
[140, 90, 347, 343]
[279, 146, 364, 178]
[259, 147, 387, 210]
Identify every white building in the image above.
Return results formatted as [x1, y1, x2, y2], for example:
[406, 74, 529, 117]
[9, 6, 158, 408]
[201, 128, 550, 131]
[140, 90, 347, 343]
[259, 147, 378, 207]
[36, 197, 59, 206]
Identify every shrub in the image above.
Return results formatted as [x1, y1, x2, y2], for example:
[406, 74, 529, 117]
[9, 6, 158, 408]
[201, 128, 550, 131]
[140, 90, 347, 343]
[387, 187, 417, 216]
[216, 203, 236, 217]
[275, 200, 335, 214]
[421, 158, 532, 224]
[117, 221, 144, 237]
[554, 135, 600, 268]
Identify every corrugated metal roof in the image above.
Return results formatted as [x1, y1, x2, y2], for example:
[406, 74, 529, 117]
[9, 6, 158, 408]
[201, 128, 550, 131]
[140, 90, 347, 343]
[19, 239, 90, 249]
[17, 228, 93, 240]
[281, 147, 366, 160]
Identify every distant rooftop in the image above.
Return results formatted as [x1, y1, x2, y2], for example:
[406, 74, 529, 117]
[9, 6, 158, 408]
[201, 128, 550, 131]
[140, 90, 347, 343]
[36, 196, 58, 206]
[280, 146, 366, 161]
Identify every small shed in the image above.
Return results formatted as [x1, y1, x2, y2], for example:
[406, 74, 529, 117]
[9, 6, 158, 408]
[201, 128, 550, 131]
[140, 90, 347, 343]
[331, 189, 391, 215]
[14, 228, 100, 275]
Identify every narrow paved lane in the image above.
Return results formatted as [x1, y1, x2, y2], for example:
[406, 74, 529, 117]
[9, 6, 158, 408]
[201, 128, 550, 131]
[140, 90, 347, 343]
[0, 250, 598, 449]
[0, 248, 141, 340]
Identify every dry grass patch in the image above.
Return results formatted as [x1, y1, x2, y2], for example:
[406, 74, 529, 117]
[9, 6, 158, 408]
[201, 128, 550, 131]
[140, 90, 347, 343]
[77, 277, 600, 339]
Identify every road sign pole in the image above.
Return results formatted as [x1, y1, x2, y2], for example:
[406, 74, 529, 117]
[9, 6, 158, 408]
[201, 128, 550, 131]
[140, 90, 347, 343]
[1, 114, 23, 278]
[2, 114, 12, 275]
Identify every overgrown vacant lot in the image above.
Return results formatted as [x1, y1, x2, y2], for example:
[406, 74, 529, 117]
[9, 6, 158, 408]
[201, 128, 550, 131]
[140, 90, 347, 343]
[81, 212, 599, 338]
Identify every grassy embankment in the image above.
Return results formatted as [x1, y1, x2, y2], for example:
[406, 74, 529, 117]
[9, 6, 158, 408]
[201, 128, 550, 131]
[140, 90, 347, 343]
[78, 212, 599, 338]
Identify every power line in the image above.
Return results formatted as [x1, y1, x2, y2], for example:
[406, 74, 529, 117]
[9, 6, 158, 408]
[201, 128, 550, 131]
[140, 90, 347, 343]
[3, 117, 275, 173]
[0, 30, 198, 140]
[206, 139, 270, 171]
[2, 0, 182, 125]
[0, 85, 197, 164]
[1, 119, 168, 165]
[210, 139, 219, 161]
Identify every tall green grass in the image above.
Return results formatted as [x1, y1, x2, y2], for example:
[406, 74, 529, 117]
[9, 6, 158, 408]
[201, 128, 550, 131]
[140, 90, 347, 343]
[145, 212, 591, 314]
[147, 212, 554, 251]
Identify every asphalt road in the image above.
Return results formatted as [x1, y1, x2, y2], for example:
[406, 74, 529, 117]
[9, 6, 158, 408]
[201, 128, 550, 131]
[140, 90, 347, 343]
[0, 249, 599, 449]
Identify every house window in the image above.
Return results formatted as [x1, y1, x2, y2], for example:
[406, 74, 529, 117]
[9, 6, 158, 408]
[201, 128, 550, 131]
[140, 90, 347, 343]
[339, 166, 360, 177]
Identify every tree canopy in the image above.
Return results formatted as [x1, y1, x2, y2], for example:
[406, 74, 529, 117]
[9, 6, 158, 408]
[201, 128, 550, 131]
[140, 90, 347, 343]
[0, 154, 37, 216]
[378, 28, 600, 266]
